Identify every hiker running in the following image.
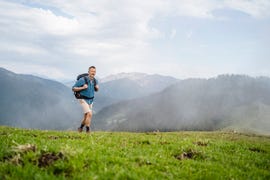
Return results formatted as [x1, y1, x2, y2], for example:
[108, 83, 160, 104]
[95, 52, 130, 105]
[72, 66, 99, 133]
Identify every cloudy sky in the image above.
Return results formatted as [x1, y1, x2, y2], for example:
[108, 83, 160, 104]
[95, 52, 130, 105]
[0, 0, 269, 81]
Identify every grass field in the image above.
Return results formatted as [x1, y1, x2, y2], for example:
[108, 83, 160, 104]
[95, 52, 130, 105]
[0, 126, 269, 179]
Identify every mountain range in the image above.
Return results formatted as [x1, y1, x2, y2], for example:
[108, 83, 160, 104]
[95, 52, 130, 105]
[66, 72, 178, 111]
[0, 67, 81, 130]
[1, 67, 270, 134]
[0, 68, 177, 130]
[93, 75, 270, 135]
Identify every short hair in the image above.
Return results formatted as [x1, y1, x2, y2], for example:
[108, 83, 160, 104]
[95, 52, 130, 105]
[89, 66, 96, 70]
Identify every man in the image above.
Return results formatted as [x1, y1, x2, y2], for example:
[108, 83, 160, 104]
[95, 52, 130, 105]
[72, 66, 99, 133]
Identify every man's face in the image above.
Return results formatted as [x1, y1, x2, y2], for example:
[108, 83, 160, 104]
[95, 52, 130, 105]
[88, 68, 96, 78]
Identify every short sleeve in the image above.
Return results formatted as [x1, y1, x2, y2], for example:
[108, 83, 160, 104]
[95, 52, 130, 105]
[72, 77, 85, 88]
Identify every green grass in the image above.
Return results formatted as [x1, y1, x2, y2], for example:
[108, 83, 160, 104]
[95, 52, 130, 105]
[0, 126, 269, 179]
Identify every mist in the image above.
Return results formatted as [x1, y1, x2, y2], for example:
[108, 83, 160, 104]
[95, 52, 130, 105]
[1, 67, 270, 135]
[0, 68, 82, 130]
[94, 75, 270, 135]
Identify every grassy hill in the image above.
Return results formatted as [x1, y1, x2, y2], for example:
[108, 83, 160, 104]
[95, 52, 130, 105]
[0, 126, 269, 179]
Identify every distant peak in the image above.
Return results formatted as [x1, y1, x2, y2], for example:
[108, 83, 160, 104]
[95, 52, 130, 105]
[101, 72, 148, 83]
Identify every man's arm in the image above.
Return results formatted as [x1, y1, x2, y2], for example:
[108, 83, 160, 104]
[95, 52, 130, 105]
[72, 84, 88, 92]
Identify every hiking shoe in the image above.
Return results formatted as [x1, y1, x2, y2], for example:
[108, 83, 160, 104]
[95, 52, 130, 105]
[78, 127, 83, 132]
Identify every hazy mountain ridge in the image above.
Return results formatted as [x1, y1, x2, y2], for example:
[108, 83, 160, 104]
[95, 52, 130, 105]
[94, 75, 270, 134]
[97, 76, 178, 100]
[1, 67, 269, 134]
[70, 72, 179, 110]
[100, 72, 148, 83]
[0, 68, 81, 130]
[66, 72, 178, 99]
[0, 68, 178, 129]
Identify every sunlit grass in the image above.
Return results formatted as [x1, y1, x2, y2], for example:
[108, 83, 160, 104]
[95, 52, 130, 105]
[0, 126, 269, 179]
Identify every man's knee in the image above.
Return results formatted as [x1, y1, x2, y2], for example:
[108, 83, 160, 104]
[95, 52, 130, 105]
[85, 112, 92, 118]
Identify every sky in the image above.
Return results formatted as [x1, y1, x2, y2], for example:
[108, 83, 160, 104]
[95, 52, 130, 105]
[0, 0, 270, 81]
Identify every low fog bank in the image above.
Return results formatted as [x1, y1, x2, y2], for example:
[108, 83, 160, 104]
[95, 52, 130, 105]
[94, 75, 270, 135]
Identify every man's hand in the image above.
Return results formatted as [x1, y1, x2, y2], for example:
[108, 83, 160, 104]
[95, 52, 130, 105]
[83, 84, 88, 89]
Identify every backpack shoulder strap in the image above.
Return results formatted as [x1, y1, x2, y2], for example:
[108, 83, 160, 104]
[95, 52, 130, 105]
[93, 78, 96, 86]
[83, 76, 88, 85]
[93, 78, 98, 92]
[77, 73, 89, 80]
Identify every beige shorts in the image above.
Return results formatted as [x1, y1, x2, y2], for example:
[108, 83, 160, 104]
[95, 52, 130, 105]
[79, 99, 93, 113]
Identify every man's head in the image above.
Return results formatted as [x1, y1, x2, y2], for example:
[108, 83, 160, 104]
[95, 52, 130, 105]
[88, 66, 96, 79]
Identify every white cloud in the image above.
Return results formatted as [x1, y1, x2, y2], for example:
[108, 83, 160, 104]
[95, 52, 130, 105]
[0, 0, 269, 80]
[168, 0, 218, 18]
[0, 1, 80, 35]
[186, 31, 193, 39]
[170, 28, 177, 39]
[168, 0, 270, 19]
[224, 0, 270, 18]
[1, 62, 66, 79]
[34, 9, 79, 36]
[0, 41, 46, 55]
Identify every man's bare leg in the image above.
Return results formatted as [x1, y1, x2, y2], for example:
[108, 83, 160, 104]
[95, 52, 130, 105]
[78, 114, 87, 132]
[81, 113, 87, 125]
[85, 112, 92, 133]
